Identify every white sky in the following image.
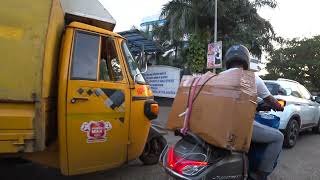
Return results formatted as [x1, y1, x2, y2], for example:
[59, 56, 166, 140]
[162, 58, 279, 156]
[99, 0, 320, 39]
[259, 0, 320, 39]
[99, 0, 168, 32]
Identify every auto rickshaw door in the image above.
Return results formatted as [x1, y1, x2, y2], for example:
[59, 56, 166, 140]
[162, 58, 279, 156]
[63, 30, 130, 175]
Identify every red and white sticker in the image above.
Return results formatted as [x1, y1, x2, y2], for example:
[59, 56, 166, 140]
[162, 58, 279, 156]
[81, 120, 112, 143]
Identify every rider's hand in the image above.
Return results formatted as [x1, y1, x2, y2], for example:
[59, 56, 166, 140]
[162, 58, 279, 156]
[264, 95, 284, 112]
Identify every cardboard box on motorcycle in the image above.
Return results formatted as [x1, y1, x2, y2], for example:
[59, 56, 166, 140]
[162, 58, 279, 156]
[167, 69, 257, 152]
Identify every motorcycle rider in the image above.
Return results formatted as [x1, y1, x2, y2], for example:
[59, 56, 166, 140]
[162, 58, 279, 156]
[224, 45, 284, 180]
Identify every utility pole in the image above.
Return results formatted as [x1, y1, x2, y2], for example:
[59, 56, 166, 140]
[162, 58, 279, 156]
[214, 0, 218, 43]
[213, 0, 218, 74]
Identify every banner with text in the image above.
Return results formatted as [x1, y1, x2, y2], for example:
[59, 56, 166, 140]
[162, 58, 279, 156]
[144, 65, 181, 98]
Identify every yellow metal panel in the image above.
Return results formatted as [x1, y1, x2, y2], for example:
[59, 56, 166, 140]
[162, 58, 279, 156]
[42, 0, 65, 98]
[58, 28, 74, 175]
[0, 102, 36, 153]
[57, 24, 154, 175]
[0, 141, 23, 153]
[0, 103, 35, 129]
[0, 130, 34, 153]
[35, 0, 64, 152]
[127, 84, 153, 161]
[0, 0, 52, 100]
[116, 39, 135, 89]
[0, 117, 33, 130]
[115, 38, 154, 160]
[65, 81, 130, 175]
[57, 28, 132, 175]
[68, 22, 124, 39]
[41, 98, 57, 147]
[0, 130, 34, 140]
[0, 25, 23, 40]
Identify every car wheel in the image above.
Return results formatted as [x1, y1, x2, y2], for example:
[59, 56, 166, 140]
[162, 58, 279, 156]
[139, 136, 167, 165]
[284, 119, 299, 148]
[312, 119, 320, 134]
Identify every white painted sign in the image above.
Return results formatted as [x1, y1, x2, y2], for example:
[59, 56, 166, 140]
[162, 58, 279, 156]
[144, 65, 181, 98]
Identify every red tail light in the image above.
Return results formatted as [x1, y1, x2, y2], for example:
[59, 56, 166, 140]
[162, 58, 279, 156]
[166, 146, 208, 175]
[167, 146, 177, 168]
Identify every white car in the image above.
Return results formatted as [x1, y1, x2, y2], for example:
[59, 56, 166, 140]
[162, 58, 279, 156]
[264, 78, 320, 148]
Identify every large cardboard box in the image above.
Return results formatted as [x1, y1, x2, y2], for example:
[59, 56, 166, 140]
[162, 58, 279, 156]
[167, 69, 257, 152]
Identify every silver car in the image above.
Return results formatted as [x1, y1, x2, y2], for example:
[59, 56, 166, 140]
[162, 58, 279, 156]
[264, 78, 320, 148]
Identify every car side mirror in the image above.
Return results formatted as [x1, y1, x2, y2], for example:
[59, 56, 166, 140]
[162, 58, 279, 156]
[315, 96, 320, 103]
[285, 89, 292, 96]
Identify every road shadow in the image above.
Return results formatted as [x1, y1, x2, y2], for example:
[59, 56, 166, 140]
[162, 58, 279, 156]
[0, 158, 167, 180]
[295, 130, 319, 144]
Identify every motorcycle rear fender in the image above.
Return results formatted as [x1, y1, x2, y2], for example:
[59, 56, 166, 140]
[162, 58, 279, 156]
[160, 146, 247, 180]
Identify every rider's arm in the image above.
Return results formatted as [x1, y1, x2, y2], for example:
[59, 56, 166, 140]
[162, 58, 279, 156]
[256, 75, 283, 111]
[263, 95, 283, 111]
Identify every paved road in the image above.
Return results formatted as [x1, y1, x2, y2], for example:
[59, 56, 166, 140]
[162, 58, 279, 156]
[269, 131, 320, 180]
[1, 104, 320, 180]
[1, 131, 320, 180]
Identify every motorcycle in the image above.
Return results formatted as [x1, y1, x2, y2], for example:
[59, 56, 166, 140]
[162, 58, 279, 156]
[160, 100, 283, 180]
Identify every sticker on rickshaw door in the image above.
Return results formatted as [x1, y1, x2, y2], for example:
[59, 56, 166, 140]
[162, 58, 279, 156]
[81, 121, 112, 143]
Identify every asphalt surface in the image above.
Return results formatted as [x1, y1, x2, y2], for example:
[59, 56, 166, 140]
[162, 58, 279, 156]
[269, 131, 320, 180]
[1, 131, 320, 180]
[1, 105, 320, 180]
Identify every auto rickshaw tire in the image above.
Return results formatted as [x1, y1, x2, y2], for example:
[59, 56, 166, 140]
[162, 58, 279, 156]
[139, 136, 167, 165]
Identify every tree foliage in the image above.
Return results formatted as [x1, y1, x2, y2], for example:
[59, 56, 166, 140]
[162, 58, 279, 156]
[152, 0, 278, 72]
[186, 35, 207, 73]
[264, 35, 320, 92]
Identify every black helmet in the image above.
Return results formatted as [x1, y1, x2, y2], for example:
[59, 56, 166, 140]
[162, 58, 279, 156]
[225, 44, 250, 70]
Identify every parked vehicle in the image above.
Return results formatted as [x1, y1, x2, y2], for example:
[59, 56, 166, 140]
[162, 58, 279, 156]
[160, 100, 283, 180]
[0, 0, 165, 175]
[264, 78, 320, 148]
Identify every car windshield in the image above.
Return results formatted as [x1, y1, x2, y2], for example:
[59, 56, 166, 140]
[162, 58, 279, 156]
[265, 82, 279, 95]
[122, 41, 146, 84]
[265, 82, 290, 96]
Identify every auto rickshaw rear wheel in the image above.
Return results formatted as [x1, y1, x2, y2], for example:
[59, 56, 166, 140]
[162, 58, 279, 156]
[139, 136, 167, 165]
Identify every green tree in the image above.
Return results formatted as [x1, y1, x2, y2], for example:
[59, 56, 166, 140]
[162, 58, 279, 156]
[159, 0, 277, 56]
[264, 35, 320, 92]
[153, 0, 278, 72]
[152, 23, 186, 67]
[185, 35, 207, 73]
